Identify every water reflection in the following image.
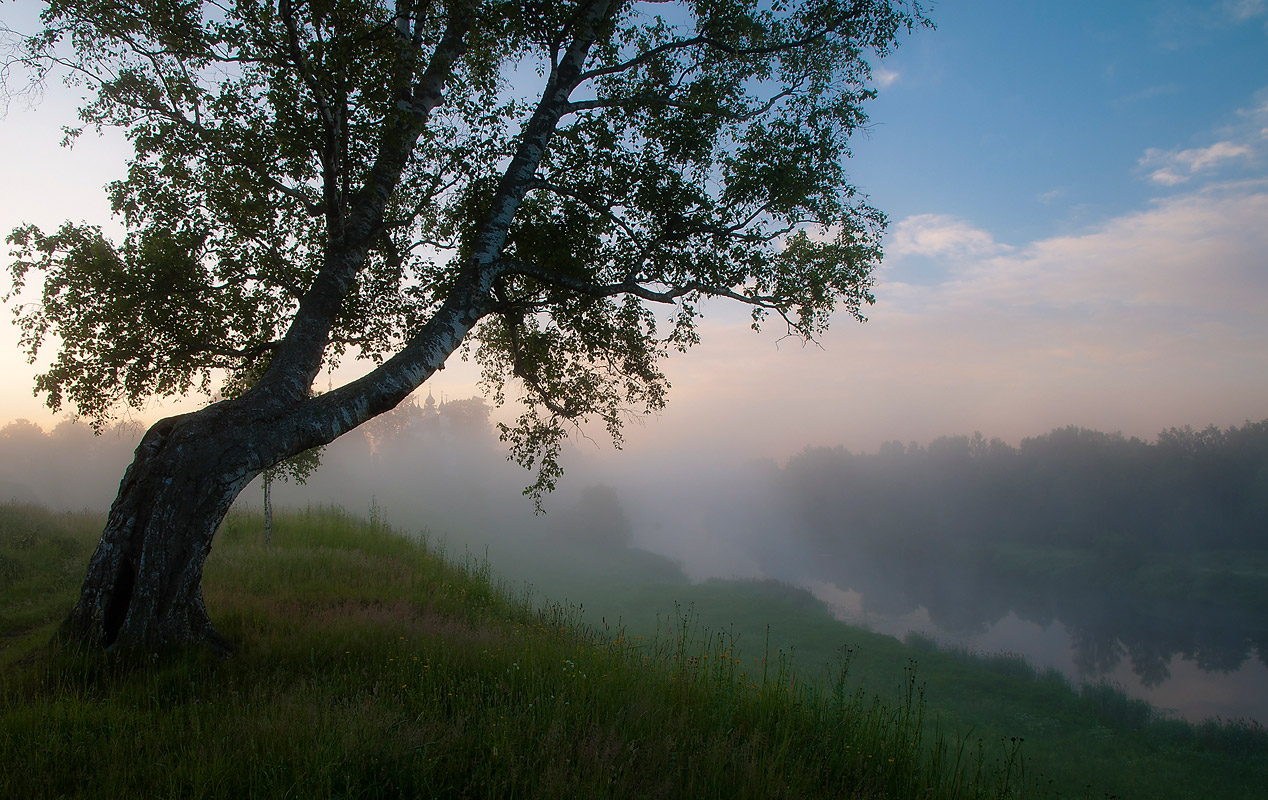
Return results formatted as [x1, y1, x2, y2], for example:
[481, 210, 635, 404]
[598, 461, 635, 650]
[800, 571, 1268, 724]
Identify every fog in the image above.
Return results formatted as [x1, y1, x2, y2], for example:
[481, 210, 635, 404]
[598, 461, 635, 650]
[4, 401, 1267, 724]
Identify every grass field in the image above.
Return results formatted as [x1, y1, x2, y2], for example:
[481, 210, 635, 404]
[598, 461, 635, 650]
[1, 502, 1037, 799]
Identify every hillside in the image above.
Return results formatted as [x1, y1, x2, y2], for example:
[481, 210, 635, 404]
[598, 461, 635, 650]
[1, 503, 1026, 800]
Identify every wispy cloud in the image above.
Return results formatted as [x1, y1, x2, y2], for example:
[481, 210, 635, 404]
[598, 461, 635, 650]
[1139, 141, 1254, 185]
[873, 67, 900, 89]
[1138, 88, 1268, 186]
[1235, 88, 1268, 129]
[887, 214, 1006, 259]
[1036, 187, 1066, 204]
[1222, 0, 1266, 21]
[935, 185, 1268, 313]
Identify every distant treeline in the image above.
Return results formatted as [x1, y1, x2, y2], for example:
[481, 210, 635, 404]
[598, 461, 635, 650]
[775, 421, 1268, 683]
[0, 419, 142, 511]
[783, 420, 1268, 558]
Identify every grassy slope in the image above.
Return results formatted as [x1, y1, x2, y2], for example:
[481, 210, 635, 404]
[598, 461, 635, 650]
[1, 503, 1031, 800]
[481, 545, 1268, 800]
[618, 582, 1268, 799]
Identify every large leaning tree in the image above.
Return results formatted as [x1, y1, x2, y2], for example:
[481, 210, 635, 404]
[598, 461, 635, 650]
[3, 0, 925, 653]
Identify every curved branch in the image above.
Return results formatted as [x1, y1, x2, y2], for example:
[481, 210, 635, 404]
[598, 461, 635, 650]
[565, 84, 798, 121]
[578, 15, 849, 82]
[498, 258, 791, 313]
[277, 0, 339, 139]
[529, 179, 640, 242]
[466, 0, 621, 265]
[43, 37, 326, 218]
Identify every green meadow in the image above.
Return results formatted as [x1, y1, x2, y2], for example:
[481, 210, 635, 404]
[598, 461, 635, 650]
[1, 502, 1264, 798]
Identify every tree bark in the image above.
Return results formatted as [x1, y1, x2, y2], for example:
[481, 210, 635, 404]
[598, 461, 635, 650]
[61, 405, 259, 654]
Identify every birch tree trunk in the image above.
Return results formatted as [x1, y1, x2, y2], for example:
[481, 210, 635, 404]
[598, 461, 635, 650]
[61, 407, 258, 654]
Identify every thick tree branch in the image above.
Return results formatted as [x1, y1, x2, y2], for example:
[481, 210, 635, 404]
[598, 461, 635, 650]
[565, 84, 798, 121]
[345, 5, 473, 244]
[260, 7, 473, 405]
[467, 0, 622, 267]
[578, 15, 846, 82]
[498, 258, 791, 313]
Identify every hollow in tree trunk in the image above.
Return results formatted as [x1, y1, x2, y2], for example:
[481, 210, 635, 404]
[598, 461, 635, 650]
[61, 405, 268, 654]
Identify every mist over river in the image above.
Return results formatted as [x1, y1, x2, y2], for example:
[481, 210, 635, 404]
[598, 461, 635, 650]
[604, 425, 1268, 727]
[802, 579, 1268, 724]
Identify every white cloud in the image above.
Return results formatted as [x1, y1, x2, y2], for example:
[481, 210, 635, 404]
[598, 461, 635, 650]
[887, 214, 1005, 259]
[1037, 187, 1066, 204]
[873, 67, 900, 89]
[1138, 89, 1268, 187]
[1235, 89, 1268, 124]
[1145, 167, 1188, 186]
[877, 187, 1268, 424]
[1139, 141, 1254, 184]
[939, 185, 1268, 314]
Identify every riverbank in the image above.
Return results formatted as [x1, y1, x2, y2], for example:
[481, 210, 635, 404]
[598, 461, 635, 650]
[477, 537, 1268, 800]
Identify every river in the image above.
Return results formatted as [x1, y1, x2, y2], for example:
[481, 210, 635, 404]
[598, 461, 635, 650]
[802, 577, 1268, 725]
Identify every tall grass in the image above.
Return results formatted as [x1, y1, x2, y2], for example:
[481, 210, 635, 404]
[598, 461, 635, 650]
[0, 504, 102, 657]
[1, 502, 1038, 799]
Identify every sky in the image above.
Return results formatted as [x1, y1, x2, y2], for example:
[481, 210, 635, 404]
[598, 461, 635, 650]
[0, 0, 1266, 462]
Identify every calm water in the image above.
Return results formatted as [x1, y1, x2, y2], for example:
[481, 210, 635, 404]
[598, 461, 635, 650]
[803, 578, 1268, 724]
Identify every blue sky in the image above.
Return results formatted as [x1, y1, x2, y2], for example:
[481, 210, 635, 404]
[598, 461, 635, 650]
[853, 1, 1268, 248]
[1, 1, 1265, 459]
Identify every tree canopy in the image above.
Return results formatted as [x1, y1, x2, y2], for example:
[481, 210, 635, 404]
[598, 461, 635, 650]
[5, 0, 925, 498]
